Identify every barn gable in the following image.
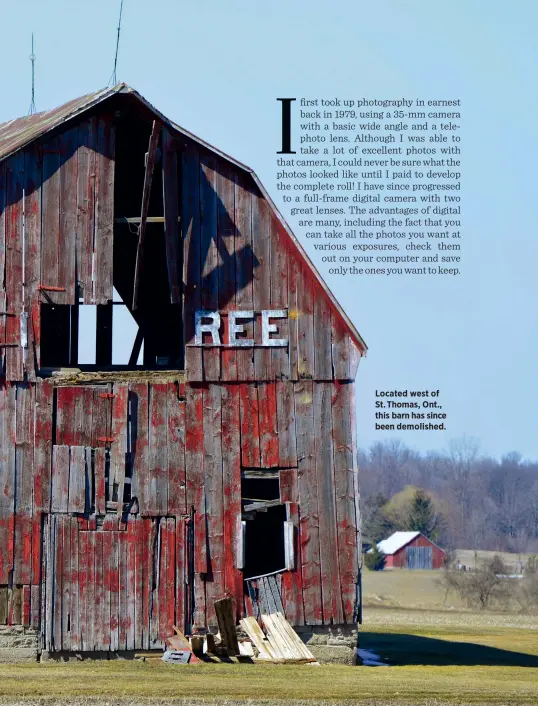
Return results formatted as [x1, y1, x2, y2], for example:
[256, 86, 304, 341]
[0, 83, 366, 384]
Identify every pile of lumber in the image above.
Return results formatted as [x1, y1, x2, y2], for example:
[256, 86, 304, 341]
[240, 612, 319, 664]
[144, 599, 318, 666]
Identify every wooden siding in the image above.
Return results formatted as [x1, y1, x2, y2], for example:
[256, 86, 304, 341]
[0, 101, 364, 649]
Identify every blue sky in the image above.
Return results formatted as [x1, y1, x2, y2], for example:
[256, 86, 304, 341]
[1, 0, 537, 459]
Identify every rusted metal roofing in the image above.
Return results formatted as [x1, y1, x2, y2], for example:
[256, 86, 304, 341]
[0, 86, 117, 162]
[0, 84, 366, 353]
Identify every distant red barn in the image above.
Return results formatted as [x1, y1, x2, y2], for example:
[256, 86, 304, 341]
[376, 532, 446, 569]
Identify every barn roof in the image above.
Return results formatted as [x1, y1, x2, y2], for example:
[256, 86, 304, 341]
[377, 531, 421, 555]
[0, 84, 367, 354]
[376, 531, 446, 556]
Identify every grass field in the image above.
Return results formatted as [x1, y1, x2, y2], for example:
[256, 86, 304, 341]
[0, 569, 535, 705]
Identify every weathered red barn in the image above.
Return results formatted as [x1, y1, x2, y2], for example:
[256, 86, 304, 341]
[377, 532, 446, 569]
[0, 84, 367, 657]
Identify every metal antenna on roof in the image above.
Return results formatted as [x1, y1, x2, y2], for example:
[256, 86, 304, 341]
[28, 33, 36, 115]
[109, 0, 124, 87]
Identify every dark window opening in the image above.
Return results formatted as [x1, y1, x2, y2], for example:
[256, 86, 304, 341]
[113, 110, 184, 370]
[241, 475, 287, 579]
[244, 504, 287, 579]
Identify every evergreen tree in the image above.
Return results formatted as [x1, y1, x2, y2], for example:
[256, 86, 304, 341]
[408, 488, 439, 539]
[364, 544, 386, 571]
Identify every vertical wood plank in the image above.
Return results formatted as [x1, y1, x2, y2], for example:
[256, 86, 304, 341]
[5, 154, 24, 380]
[221, 384, 243, 618]
[314, 382, 343, 624]
[51, 445, 69, 514]
[149, 519, 159, 647]
[165, 518, 175, 637]
[295, 381, 322, 624]
[134, 517, 144, 649]
[182, 143, 202, 381]
[258, 382, 279, 468]
[34, 380, 53, 517]
[296, 264, 315, 380]
[84, 529, 95, 651]
[252, 191, 271, 379]
[314, 288, 334, 381]
[203, 384, 223, 626]
[102, 528, 112, 651]
[91, 386, 112, 449]
[68, 446, 87, 514]
[162, 128, 181, 304]
[0, 384, 15, 584]
[287, 256, 300, 381]
[175, 516, 186, 634]
[94, 118, 115, 304]
[239, 383, 260, 468]
[126, 520, 136, 650]
[109, 530, 120, 652]
[331, 381, 359, 623]
[217, 162, 237, 380]
[167, 382, 186, 515]
[185, 384, 206, 627]
[14, 383, 34, 586]
[149, 383, 168, 515]
[69, 517, 80, 650]
[53, 515, 63, 648]
[55, 387, 77, 446]
[281, 502, 304, 626]
[94, 447, 106, 515]
[111, 384, 128, 509]
[200, 154, 220, 381]
[61, 515, 71, 651]
[40, 139, 61, 298]
[129, 383, 149, 515]
[57, 127, 78, 305]
[76, 118, 97, 303]
[78, 525, 88, 651]
[269, 220, 290, 380]
[23, 144, 42, 379]
[234, 173, 255, 381]
[276, 381, 297, 468]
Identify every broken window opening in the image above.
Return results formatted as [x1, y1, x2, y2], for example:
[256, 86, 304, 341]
[241, 476, 288, 579]
[113, 110, 184, 370]
[40, 292, 145, 370]
[40, 106, 184, 372]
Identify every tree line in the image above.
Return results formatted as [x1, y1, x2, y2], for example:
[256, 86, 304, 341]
[359, 436, 538, 554]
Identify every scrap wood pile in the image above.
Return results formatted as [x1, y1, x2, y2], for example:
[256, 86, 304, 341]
[141, 597, 318, 665]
